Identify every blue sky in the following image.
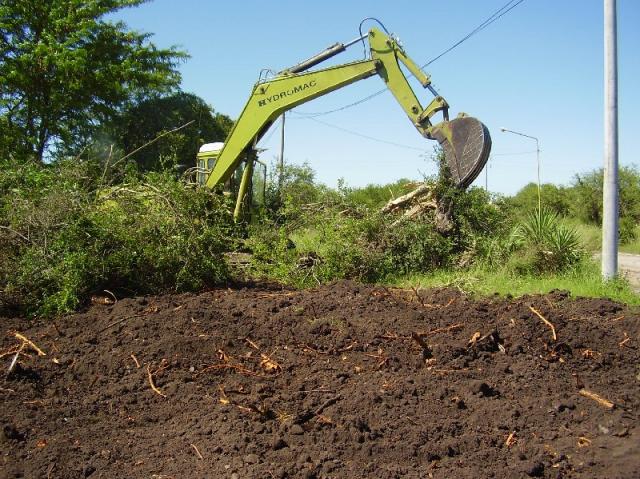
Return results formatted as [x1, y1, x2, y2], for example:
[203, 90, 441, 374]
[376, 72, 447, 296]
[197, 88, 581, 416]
[113, 0, 639, 194]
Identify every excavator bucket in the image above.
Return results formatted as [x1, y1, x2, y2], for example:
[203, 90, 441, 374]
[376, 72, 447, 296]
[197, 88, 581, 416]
[429, 116, 491, 188]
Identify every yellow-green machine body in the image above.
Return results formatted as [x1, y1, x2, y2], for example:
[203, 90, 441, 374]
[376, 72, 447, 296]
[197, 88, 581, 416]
[198, 27, 491, 220]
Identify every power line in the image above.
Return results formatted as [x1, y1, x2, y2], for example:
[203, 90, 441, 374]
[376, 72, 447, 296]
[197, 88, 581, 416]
[299, 116, 427, 152]
[492, 150, 538, 156]
[420, 0, 526, 69]
[256, 116, 282, 146]
[292, 0, 526, 118]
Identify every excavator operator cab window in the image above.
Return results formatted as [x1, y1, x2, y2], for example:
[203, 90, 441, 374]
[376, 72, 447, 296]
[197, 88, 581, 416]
[196, 142, 225, 185]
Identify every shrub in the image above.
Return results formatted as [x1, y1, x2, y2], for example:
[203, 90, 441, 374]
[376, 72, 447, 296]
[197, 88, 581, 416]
[506, 182, 571, 217]
[570, 165, 640, 225]
[0, 157, 237, 317]
[247, 162, 512, 286]
[509, 207, 584, 273]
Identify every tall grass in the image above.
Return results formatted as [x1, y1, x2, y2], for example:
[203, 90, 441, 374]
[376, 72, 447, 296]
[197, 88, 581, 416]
[394, 260, 639, 305]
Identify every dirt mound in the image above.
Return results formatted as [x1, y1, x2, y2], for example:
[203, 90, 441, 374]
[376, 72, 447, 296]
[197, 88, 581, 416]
[1, 282, 639, 478]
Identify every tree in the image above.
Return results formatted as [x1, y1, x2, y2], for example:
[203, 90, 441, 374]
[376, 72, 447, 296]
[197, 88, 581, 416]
[571, 166, 640, 225]
[114, 92, 233, 171]
[0, 0, 187, 162]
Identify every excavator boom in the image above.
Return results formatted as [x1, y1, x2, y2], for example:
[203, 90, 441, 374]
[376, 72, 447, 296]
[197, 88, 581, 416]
[199, 27, 491, 219]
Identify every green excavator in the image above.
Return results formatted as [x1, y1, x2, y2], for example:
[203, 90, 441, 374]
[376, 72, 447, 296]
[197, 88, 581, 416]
[196, 23, 491, 220]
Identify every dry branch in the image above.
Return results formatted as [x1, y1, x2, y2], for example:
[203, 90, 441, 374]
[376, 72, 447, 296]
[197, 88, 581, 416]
[505, 432, 516, 448]
[418, 322, 464, 337]
[198, 362, 266, 378]
[15, 332, 46, 356]
[190, 443, 204, 460]
[146, 364, 167, 398]
[382, 184, 433, 213]
[579, 389, 615, 409]
[130, 354, 140, 368]
[528, 306, 557, 341]
[7, 343, 24, 375]
[260, 353, 281, 373]
[113, 120, 195, 167]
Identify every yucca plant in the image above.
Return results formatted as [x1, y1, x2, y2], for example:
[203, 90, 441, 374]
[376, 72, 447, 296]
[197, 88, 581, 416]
[510, 207, 584, 273]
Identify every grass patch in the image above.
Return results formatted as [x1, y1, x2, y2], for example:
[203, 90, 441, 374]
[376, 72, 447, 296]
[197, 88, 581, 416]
[561, 218, 601, 252]
[620, 228, 640, 254]
[393, 260, 640, 305]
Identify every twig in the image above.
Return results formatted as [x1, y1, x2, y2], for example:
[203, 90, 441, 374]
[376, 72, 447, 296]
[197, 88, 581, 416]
[99, 143, 114, 185]
[15, 332, 46, 356]
[619, 332, 631, 348]
[429, 368, 472, 374]
[112, 120, 195, 167]
[528, 306, 557, 341]
[299, 343, 329, 355]
[314, 395, 341, 416]
[505, 431, 516, 448]
[190, 443, 204, 460]
[146, 364, 167, 398]
[198, 363, 266, 378]
[7, 343, 25, 375]
[579, 389, 615, 409]
[418, 322, 464, 337]
[130, 354, 140, 368]
[337, 341, 357, 353]
[103, 289, 117, 303]
[0, 345, 22, 358]
[98, 315, 135, 334]
[297, 388, 335, 394]
[245, 337, 261, 350]
[0, 225, 31, 244]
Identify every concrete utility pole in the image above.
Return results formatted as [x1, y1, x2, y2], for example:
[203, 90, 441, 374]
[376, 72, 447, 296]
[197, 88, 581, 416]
[279, 113, 286, 191]
[602, 0, 619, 280]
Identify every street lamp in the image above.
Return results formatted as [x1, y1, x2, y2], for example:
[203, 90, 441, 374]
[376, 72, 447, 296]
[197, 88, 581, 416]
[500, 127, 541, 211]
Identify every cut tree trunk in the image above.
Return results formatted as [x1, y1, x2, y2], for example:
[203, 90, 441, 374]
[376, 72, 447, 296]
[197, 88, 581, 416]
[382, 183, 453, 233]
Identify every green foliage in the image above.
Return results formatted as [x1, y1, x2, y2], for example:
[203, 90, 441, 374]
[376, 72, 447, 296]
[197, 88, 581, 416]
[568, 166, 640, 226]
[0, 0, 187, 161]
[506, 182, 571, 216]
[0, 157, 236, 317]
[339, 179, 415, 209]
[112, 92, 233, 171]
[397, 260, 639, 306]
[260, 160, 337, 223]
[509, 207, 584, 273]
[248, 162, 509, 287]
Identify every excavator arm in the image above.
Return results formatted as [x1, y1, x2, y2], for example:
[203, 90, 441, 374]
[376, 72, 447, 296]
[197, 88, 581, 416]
[202, 27, 490, 219]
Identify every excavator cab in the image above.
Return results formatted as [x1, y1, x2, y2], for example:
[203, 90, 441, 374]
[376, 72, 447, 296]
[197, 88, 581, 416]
[197, 142, 267, 219]
[196, 142, 224, 186]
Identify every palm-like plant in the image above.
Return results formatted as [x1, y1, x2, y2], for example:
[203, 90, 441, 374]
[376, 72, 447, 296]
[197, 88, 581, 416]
[510, 207, 583, 272]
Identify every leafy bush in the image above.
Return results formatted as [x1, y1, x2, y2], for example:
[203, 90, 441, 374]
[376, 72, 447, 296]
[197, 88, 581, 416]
[509, 207, 584, 273]
[247, 162, 511, 287]
[0, 157, 236, 317]
[505, 182, 571, 217]
[619, 216, 637, 245]
[570, 166, 640, 225]
[339, 179, 415, 209]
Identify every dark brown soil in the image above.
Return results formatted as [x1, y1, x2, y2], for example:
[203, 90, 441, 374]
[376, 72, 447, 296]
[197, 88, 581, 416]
[1, 281, 639, 478]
